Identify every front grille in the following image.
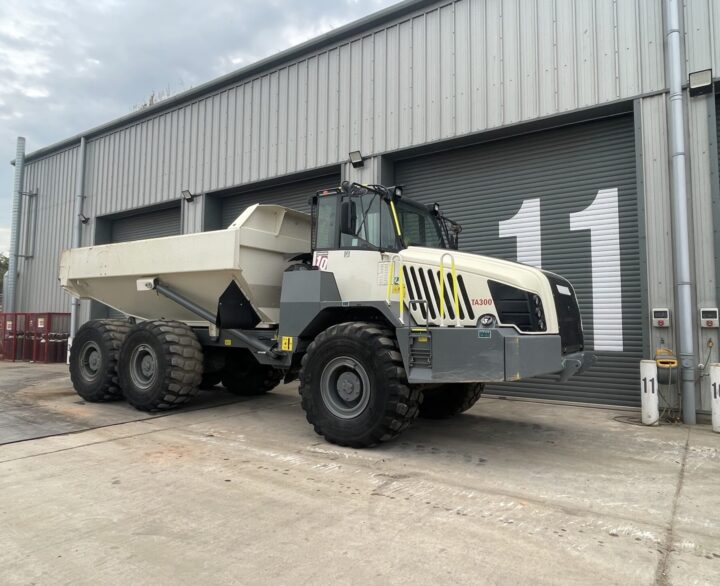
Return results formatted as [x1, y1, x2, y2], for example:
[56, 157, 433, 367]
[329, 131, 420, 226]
[488, 281, 546, 332]
[543, 272, 584, 354]
[403, 265, 475, 324]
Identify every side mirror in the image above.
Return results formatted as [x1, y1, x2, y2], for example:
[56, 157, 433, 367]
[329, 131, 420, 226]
[449, 224, 461, 250]
[340, 200, 357, 234]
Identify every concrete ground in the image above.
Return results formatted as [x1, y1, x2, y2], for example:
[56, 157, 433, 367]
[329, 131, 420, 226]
[0, 361, 718, 585]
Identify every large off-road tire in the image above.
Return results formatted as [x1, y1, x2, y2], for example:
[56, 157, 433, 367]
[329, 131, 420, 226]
[299, 322, 421, 448]
[418, 383, 484, 419]
[222, 351, 283, 396]
[118, 320, 203, 411]
[69, 320, 131, 402]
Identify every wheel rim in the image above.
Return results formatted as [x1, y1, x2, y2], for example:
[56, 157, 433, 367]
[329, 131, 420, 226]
[129, 343, 158, 391]
[320, 356, 371, 419]
[79, 341, 102, 381]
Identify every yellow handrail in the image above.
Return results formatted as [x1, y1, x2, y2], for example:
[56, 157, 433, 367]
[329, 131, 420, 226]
[439, 252, 460, 326]
[385, 255, 405, 324]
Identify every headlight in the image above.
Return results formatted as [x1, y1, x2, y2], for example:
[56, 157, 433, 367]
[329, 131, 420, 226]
[488, 281, 547, 332]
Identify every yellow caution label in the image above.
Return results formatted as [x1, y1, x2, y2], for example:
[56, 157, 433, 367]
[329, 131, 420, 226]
[391, 284, 401, 294]
[224, 339, 232, 346]
[281, 336, 294, 352]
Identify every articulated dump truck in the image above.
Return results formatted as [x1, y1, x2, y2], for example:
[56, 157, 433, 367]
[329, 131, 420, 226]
[60, 182, 593, 447]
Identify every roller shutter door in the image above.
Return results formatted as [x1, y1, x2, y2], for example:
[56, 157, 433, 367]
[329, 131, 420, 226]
[395, 114, 642, 407]
[110, 206, 181, 243]
[220, 173, 340, 228]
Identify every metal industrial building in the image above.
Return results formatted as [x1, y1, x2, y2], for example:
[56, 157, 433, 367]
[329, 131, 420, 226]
[6, 0, 720, 418]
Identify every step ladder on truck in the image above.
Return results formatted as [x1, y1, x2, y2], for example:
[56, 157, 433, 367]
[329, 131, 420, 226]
[59, 182, 594, 447]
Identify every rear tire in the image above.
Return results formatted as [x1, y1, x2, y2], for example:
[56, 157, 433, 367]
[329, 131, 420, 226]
[118, 320, 203, 411]
[418, 383, 484, 419]
[222, 352, 282, 396]
[69, 320, 130, 402]
[299, 322, 420, 448]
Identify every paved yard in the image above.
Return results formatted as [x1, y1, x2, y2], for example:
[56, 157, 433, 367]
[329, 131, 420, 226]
[0, 361, 718, 585]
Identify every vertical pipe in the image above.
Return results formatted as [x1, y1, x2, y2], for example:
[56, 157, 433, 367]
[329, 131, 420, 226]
[665, 0, 696, 424]
[6, 137, 26, 313]
[68, 137, 87, 348]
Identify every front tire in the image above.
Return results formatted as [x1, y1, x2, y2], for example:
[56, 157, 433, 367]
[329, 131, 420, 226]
[69, 320, 130, 402]
[299, 322, 420, 448]
[118, 320, 203, 411]
[418, 383, 484, 419]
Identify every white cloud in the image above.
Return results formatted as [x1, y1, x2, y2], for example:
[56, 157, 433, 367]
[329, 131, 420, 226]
[21, 86, 49, 98]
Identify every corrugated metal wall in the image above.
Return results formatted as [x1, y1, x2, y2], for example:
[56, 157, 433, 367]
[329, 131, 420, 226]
[16, 147, 79, 313]
[684, 0, 720, 76]
[75, 0, 664, 221]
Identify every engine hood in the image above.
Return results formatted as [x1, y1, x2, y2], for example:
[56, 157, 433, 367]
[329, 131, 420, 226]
[398, 246, 551, 296]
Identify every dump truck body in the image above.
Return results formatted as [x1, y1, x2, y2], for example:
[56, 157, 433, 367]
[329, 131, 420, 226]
[59, 204, 310, 325]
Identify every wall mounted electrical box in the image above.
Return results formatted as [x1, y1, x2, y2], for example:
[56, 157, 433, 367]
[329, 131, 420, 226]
[700, 308, 719, 328]
[652, 308, 670, 328]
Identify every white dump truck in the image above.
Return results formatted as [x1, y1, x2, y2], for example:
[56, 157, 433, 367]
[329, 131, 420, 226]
[60, 182, 593, 447]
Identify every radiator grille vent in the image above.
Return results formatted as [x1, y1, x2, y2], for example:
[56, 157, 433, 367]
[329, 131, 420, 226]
[403, 265, 475, 325]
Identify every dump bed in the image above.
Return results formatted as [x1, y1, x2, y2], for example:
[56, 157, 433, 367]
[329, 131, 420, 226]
[59, 204, 311, 325]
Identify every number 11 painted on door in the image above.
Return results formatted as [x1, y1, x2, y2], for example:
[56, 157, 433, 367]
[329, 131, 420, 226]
[498, 188, 623, 352]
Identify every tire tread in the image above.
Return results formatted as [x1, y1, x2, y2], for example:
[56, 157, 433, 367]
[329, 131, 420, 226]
[69, 319, 131, 402]
[121, 320, 203, 411]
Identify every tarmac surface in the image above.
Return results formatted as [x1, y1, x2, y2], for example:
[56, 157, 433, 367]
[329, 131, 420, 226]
[0, 361, 719, 585]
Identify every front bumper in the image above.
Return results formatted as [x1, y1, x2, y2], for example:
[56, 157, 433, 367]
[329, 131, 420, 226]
[396, 326, 594, 385]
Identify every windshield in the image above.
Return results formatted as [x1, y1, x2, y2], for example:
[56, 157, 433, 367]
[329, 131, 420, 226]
[340, 193, 398, 250]
[312, 184, 457, 251]
[395, 200, 448, 249]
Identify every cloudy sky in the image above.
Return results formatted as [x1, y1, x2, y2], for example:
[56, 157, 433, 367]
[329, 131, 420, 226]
[0, 0, 401, 254]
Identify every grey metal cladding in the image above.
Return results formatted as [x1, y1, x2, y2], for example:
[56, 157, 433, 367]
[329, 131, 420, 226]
[219, 173, 340, 228]
[395, 114, 641, 407]
[684, 0, 720, 75]
[16, 147, 79, 313]
[24, 1, 664, 200]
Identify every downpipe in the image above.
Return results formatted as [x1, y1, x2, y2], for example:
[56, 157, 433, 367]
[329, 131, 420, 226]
[6, 137, 26, 313]
[665, 0, 697, 423]
[68, 137, 87, 359]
